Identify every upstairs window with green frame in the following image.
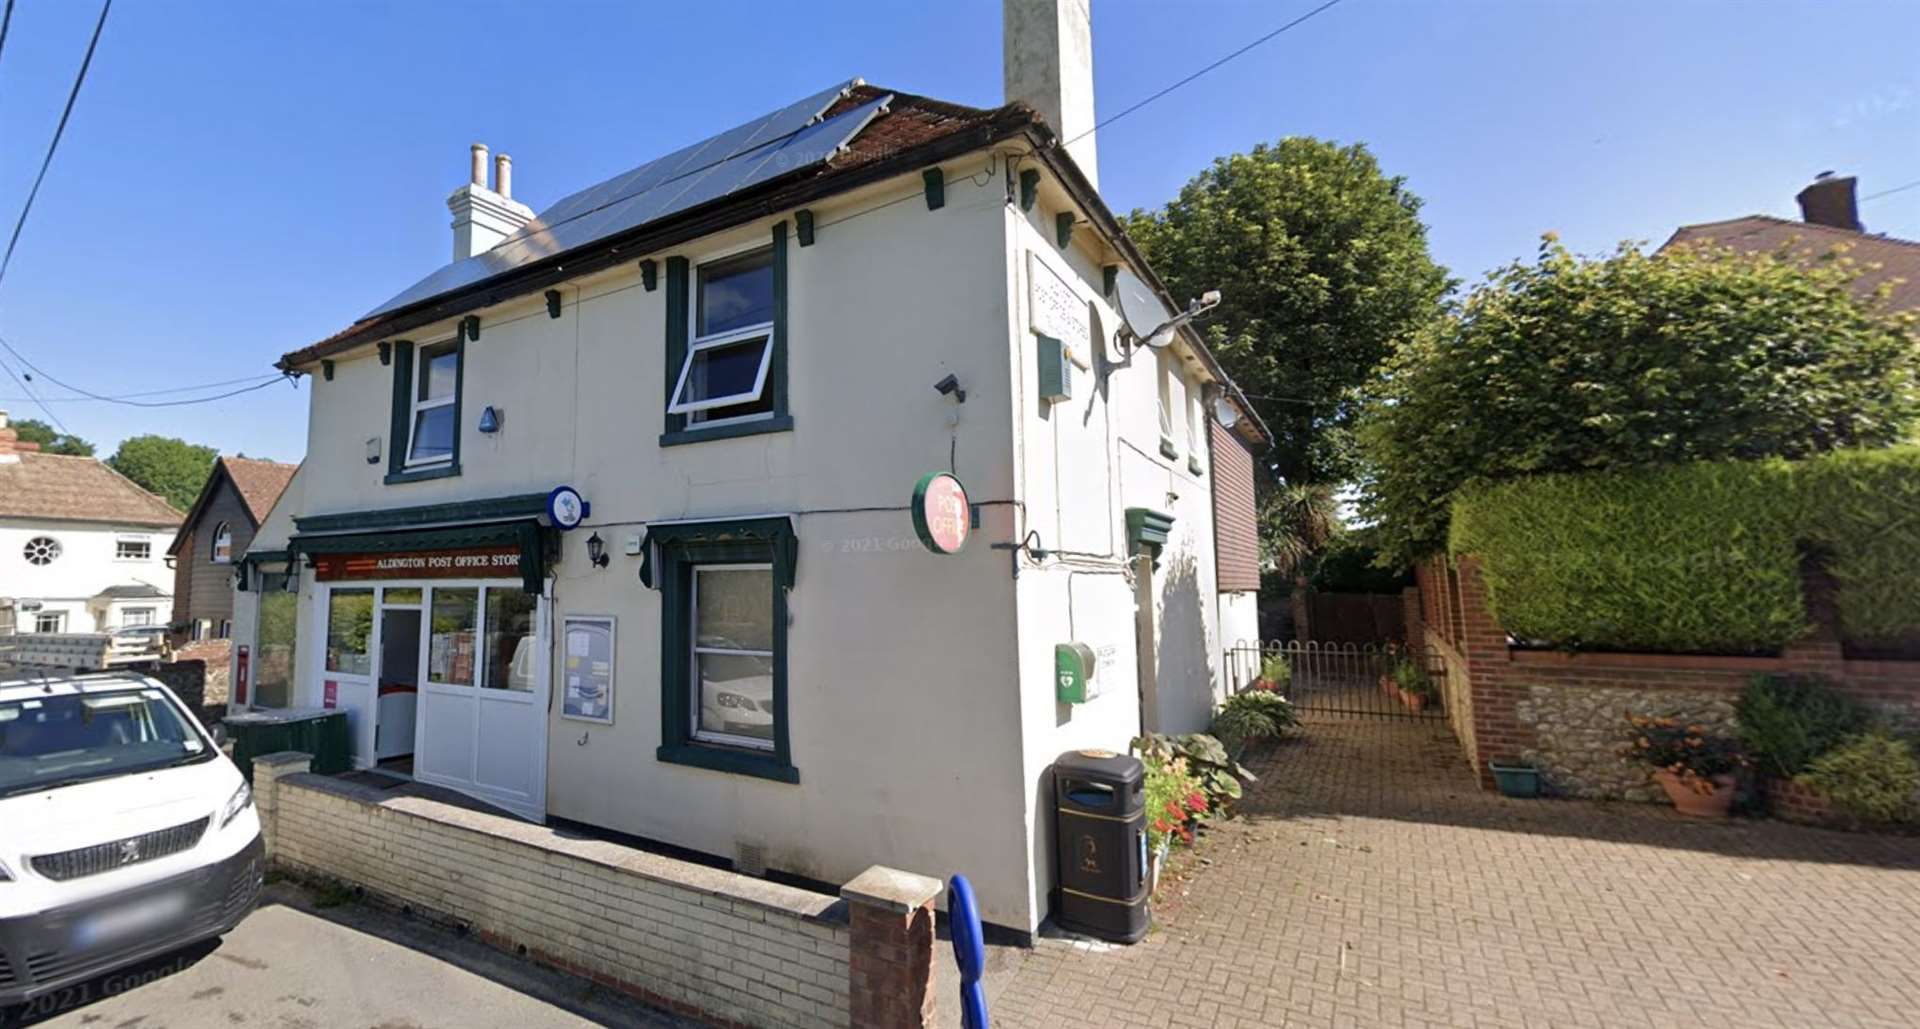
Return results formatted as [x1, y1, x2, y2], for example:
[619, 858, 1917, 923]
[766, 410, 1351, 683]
[653, 517, 797, 783]
[661, 223, 791, 446]
[386, 337, 464, 483]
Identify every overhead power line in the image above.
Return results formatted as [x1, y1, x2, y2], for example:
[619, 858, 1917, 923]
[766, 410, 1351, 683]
[0, 2, 15, 78]
[0, 352, 74, 436]
[0, 0, 112, 292]
[0, 336, 290, 408]
[1065, 0, 1352, 146]
[1861, 178, 1920, 203]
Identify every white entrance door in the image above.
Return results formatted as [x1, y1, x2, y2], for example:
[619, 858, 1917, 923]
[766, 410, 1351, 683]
[318, 586, 379, 767]
[412, 581, 549, 821]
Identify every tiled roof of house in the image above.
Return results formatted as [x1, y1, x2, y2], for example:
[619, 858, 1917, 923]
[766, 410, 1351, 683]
[1662, 216, 1920, 314]
[221, 456, 298, 524]
[0, 452, 183, 528]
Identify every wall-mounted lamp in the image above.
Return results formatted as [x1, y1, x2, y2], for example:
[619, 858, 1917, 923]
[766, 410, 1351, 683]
[585, 532, 610, 569]
[365, 437, 381, 465]
[478, 406, 501, 434]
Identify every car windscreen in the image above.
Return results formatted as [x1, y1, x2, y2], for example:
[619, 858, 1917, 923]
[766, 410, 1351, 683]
[0, 688, 212, 798]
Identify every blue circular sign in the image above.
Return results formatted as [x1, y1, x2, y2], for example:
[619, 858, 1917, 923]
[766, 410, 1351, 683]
[546, 485, 587, 530]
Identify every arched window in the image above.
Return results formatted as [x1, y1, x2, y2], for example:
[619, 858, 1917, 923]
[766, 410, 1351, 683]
[211, 521, 233, 564]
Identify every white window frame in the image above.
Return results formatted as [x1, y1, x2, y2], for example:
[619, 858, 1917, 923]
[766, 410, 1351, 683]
[210, 522, 233, 564]
[406, 340, 460, 468]
[22, 535, 61, 566]
[688, 562, 777, 751]
[115, 537, 152, 562]
[34, 612, 66, 634]
[1156, 350, 1177, 449]
[669, 244, 777, 429]
[123, 607, 156, 627]
[1187, 375, 1206, 462]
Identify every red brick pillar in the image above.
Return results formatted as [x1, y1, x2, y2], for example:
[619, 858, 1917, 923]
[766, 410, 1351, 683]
[842, 866, 942, 1029]
[1453, 556, 1528, 788]
[1401, 586, 1424, 648]
[1782, 563, 1848, 678]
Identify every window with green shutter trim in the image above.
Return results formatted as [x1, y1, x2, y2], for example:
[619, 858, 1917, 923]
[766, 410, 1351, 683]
[386, 336, 464, 484]
[659, 223, 792, 447]
[653, 517, 799, 783]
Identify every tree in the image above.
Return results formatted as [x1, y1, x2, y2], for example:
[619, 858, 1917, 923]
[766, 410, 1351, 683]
[107, 435, 217, 511]
[1127, 137, 1452, 488]
[10, 417, 94, 456]
[1359, 236, 1920, 563]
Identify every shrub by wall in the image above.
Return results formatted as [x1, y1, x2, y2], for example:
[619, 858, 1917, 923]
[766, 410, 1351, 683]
[1450, 459, 1806, 653]
[1797, 448, 1920, 651]
[1451, 446, 1920, 655]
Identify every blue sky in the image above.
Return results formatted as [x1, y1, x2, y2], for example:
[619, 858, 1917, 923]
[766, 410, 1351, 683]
[1, 0, 1915, 462]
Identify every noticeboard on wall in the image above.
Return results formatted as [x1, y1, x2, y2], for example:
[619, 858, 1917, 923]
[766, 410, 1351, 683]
[561, 615, 616, 724]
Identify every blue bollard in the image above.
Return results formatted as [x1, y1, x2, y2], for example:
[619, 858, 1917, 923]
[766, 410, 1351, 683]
[948, 874, 989, 1029]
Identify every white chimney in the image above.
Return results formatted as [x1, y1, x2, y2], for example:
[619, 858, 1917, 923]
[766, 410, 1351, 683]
[1004, 0, 1097, 189]
[446, 142, 534, 261]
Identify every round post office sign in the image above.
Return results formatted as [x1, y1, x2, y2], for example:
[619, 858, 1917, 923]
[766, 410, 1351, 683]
[912, 471, 971, 555]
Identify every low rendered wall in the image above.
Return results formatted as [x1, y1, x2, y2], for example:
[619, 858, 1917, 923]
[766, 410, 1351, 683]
[252, 753, 943, 1029]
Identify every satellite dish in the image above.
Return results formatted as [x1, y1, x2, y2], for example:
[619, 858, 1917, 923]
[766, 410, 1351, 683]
[1212, 396, 1241, 428]
[1113, 268, 1180, 349]
[1112, 268, 1221, 350]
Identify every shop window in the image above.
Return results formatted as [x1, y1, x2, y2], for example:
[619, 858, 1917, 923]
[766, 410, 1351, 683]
[661, 224, 790, 447]
[34, 612, 66, 634]
[255, 575, 298, 709]
[325, 588, 374, 675]
[484, 590, 538, 691]
[653, 517, 796, 782]
[115, 538, 151, 561]
[211, 522, 233, 564]
[428, 587, 479, 686]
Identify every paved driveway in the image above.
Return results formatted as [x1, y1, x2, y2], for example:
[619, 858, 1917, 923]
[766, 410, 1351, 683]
[979, 717, 1920, 1028]
[8, 883, 688, 1028]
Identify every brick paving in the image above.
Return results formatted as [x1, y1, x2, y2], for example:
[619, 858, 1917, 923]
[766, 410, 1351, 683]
[977, 714, 1920, 1028]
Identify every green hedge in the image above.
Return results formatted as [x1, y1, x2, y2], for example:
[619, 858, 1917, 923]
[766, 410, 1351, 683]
[1449, 446, 1920, 654]
[1799, 448, 1920, 649]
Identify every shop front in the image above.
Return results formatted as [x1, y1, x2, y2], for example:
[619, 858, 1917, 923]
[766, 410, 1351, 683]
[286, 518, 552, 821]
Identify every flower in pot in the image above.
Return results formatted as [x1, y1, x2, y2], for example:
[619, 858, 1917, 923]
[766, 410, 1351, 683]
[1391, 658, 1436, 711]
[1252, 654, 1291, 693]
[1624, 714, 1746, 817]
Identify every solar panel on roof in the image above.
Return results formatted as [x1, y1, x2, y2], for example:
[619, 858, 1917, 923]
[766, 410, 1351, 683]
[366, 80, 879, 319]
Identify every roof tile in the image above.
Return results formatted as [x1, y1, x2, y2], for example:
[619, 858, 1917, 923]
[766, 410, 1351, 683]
[0, 453, 183, 528]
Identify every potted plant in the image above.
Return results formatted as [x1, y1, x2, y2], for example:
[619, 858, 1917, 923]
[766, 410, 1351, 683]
[1391, 658, 1436, 712]
[1623, 714, 1746, 818]
[1733, 674, 1871, 825]
[1488, 759, 1541, 798]
[1252, 654, 1291, 693]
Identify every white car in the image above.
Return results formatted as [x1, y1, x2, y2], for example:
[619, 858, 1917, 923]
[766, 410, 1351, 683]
[0, 672, 263, 1007]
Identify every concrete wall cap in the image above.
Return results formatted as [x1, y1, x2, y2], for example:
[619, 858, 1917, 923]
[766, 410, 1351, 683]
[841, 865, 943, 914]
[253, 751, 315, 769]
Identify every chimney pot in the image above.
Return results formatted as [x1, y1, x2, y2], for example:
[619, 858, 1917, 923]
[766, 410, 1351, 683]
[470, 143, 490, 188]
[1796, 172, 1862, 232]
[495, 154, 514, 200]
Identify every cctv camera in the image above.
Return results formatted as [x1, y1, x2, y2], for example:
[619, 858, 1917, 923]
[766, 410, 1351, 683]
[934, 374, 966, 403]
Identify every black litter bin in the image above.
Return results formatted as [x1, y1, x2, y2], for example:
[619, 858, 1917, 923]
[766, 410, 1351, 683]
[1052, 748, 1149, 943]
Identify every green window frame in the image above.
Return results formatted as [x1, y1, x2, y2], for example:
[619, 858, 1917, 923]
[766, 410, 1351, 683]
[386, 336, 465, 485]
[653, 517, 798, 783]
[659, 222, 792, 447]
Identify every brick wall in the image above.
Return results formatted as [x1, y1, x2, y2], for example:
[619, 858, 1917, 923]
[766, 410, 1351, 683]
[1413, 557, 1920, 798]
[255, 758, 852, 1027]
[1209, 421, 1260, 594]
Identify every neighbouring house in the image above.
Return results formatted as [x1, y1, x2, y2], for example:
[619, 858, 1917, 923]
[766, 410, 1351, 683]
[227, 0, 1269, 936]
[1663, 171, 1920, 313]
[0, 411, 182, 635]
[167, 455, 297, 642]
